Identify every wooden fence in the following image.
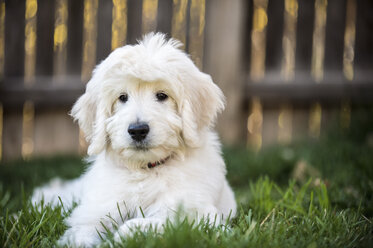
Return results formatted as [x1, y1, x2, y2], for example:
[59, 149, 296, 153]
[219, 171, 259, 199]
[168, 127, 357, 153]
[0, 0, 372, 160]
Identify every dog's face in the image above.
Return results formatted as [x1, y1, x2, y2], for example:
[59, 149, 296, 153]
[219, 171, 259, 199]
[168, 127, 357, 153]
[71, 33, 225, 168]
[106, 77, 182, 164]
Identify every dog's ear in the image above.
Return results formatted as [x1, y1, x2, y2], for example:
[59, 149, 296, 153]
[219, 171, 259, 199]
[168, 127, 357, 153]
[181, 72, 225, 147]
[71, 76, 108, 155]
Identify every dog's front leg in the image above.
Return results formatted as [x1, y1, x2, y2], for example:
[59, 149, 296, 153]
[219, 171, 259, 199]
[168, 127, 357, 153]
[58, 224, 102, 247]
[58, 203, 118, 247]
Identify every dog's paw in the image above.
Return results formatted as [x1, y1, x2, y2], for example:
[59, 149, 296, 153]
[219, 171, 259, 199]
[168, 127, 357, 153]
[31, 178, 64, 207]
[113, 222, 135, 243]
[58, 226, 101, 247]
[114, 218, 164, 243]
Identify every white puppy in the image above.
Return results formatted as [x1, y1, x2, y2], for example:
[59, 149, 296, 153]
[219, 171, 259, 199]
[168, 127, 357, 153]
[32, 33, 236, 247]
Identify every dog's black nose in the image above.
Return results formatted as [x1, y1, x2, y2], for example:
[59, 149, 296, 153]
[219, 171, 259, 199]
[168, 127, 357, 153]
[128, 123, 150, 141]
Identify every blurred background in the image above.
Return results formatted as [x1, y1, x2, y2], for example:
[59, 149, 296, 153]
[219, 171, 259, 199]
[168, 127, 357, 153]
[0, 0, 372, 160]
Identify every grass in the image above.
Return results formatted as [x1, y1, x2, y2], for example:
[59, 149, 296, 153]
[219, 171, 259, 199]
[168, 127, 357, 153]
[1, 109, 373, 247]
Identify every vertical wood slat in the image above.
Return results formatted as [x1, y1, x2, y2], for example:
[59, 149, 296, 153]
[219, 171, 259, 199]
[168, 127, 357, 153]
[81, 0, 98, 82]
[171, 0, 188, 47]
[309, 102, 322, 138]
[66, 0, 84, 75]
[2, 1, 24, 160]
[309, 0, 327, 138]
[311, 0, 327, 82]
[247, 97, 263, 151]
[22, 0, 37, 159]
[96, 0, 112, 61]
[36, 0, 54, 76]
[204, 0, 247, 145]
[343, 0, 356, 81]
[0, 104, 2, 161]
[277, 0, 298, 144]
[354, 0, 373, 72]
[188, 0, 205, 69]
[24, 0, 37, 84]
[2, 109, 23, 160]
[142, 0, 158, 34]
[263, 0, 284, 146]
[265, 0, 283, 70]
[0, 2, 3, 153]
[340, 100, 351, 129]
[156, 0, 172, 35]
[262, 108, 279, 146]
[248, 0, 268, 150]
[34, 109, 79, 156]
[281, 0, 298, 81]
[0, 1, 4, 80]
[295, 0, 314, 71]
[127, 0, 142, 44]
[4, 0, 25, 78]
[21, 101, 34, 159]
[80, 0, 99, 153]
[53, 0, 69, 78]
[340, 0, 356, 129]
[250, 0, 268, 81]
[324, 0, 346, 73]
[278, 103, 293, 143]
[111, 0, 127, 50]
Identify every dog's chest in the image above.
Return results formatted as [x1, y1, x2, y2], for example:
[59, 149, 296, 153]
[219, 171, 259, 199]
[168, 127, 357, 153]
[107, 169, 167, 210]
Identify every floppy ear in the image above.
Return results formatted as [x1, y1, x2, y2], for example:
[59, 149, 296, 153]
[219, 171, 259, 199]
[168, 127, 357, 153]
[181, 73, 225, 147]
[71, 78, 109, 155]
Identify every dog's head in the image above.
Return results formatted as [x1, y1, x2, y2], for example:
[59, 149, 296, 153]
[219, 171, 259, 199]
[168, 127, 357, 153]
[71, 33, 224, 167]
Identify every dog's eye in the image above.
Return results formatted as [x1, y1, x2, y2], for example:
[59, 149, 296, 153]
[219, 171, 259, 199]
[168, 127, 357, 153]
[119, 94, 128, 103]
[156, 92, 168, 101]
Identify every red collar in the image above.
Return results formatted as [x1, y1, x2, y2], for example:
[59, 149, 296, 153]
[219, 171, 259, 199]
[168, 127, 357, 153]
[147, 156, 170, 168]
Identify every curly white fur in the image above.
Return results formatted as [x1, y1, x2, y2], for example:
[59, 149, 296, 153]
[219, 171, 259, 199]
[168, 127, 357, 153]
[32, 33, 236, 247]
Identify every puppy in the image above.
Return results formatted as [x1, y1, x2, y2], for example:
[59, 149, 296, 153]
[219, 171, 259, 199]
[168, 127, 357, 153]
[32, 33, 236, 247]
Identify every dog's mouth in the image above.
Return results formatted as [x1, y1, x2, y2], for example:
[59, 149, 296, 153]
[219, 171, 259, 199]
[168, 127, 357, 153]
[131, 141, 151, 151]
[134, 146, 149, 151]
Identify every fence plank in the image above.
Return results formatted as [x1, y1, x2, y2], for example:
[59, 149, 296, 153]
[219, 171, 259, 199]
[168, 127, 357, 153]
[4, 0, 25, 78]
[311, 0, 327, 82]
[66, 0, 84, 75]
[96, 0, 112, 60]
[53, 0, 69, 77]
[262, 108, 278, 146]
[81, 0, 98, 82]
[324, 0, 346, 72]
[277, 0, 299, 144]
[250, 0, 268, 81]
[34, 109, 79, 156]
[295, 0, 314, 72]
[266, 0, 284, 71]
[343, 0, 357, 81]
[142, 0, 158, 34]
[156, 0, 172, 36]
[0, 1, 5, 80]
[292, 106, 309, 141]
[188, 0, 205, 69]
[355, 0, 373, 72]
[0, 104, 3, 160]
[204, 0, 247, 145]
[171, 0, 187, 47]
[2, 109, 22, 160]
[36, 0, 54, 76]
[111, 0, 127, 50]
[24, 0, 38, 75]
[127, 0, 142, 44]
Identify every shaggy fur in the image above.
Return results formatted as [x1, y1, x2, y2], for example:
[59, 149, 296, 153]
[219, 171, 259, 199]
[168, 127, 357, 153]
[32, 33, 236, 247]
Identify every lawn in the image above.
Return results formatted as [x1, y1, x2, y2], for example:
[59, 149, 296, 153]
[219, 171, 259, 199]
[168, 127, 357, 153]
[0, 109, 373, 247]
